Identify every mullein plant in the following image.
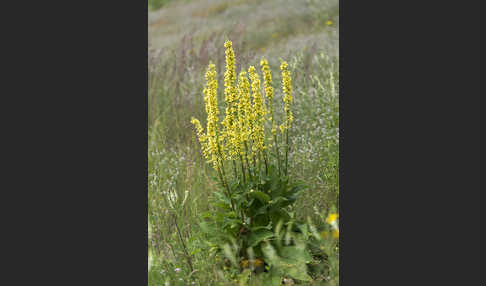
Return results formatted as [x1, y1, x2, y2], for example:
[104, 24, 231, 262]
[191, 41, 327, 283]
[191, 40, 291, 188]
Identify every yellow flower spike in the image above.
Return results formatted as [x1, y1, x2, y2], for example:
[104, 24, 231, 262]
[203, 61, 223, 168]
[190, 117, 210, 159]
[261, 57, 276, 136]
[280, 60, 293, 133]
[248, 65, 266, 154]
[222, 40, 238, 160]
[280, 60, 292, 175]
[237, 70, 251, 155]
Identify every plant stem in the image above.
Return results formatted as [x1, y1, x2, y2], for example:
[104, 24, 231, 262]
[262, 150, 269, 176]
[172, 214, 194, 272]
[273, 133, 281, 176]
[239, 154, 247, 184]
[243, 142, 253, 180]
[232, 160, 238, 180]
[285, 128, 289, 176]
[216, 159, 235, 212]
[252, 154, 257, 179]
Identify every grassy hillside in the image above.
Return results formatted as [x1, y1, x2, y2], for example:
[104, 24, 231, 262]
[148, 1, 339, 285]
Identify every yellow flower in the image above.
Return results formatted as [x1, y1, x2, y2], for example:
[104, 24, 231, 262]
[326, 213, 338, 224]
[327, 20, 333, 26]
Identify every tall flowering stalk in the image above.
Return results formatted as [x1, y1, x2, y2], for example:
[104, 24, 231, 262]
[261, 57, 279, 176]
[248, 65, 267, 175]
[237, 70, 251, 182]
[280, 60, 293, 176]
[221, 40, 239, 179]
[192, 61, 235, 211]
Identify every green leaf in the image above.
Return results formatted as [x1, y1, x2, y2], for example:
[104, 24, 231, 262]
[238, 269, 251, 285]
[222, 218, 241, 229]
[248, 229, 274, 247]
[270, 208, 290, 225]
[254, 205, 269, 216]
[271, 196, 289, 207]
[251, 190, 270, 203]
[287, 183, 308, 195]
[214, 191, 230, 204]
[253, 214, 270, 227]
[214, 202, 231, 210]
[199, 221, 216, 234]
[251, 225, 271, 232]
[285, 265, 312, 281]
[281, 246, 313, 263]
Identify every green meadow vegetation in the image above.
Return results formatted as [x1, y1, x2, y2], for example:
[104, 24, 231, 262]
[148, 0, 339, 285]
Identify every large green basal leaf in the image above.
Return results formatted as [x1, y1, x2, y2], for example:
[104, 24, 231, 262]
[280, 246, 313, 281]
[248, 229, 274, 248]
[284, 264, 312, 281]
[281, 246, 313, 263]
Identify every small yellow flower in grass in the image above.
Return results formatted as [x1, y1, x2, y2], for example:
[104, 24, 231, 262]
[326, 213, 339, 234]
[332, 229, 339, 239]
[250, 189, 254, 193]
[326, 213, 338, 224]
[327, 20, 333, 26]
